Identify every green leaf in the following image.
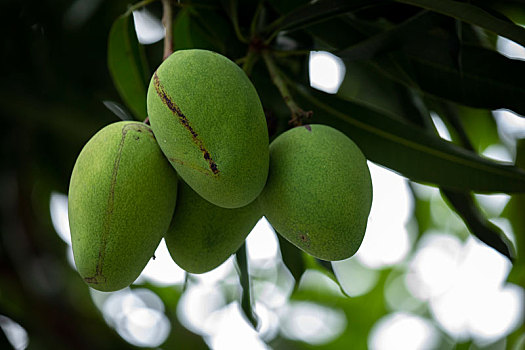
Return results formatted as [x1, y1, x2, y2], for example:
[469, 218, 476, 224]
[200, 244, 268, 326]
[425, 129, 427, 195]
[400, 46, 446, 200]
[442, 189, 514, 260]
[264, 0, 380, 35]
[337, 60, 427, 125]
[107, 13, 149, 121]
[376, 43, 525, 116]
[173, 7, 228, 53]
[292, 84, 525, 193]
[336, 10, 434, 61]
[395, 0, 525, 47]
[235, 242, 258, 329]
[276, 234, 306, 287]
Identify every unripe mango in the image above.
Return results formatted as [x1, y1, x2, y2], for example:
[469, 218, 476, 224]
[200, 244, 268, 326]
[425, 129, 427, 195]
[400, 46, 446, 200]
[68, 121, 178, 291]
[147, 49, 269, 209]
[259, 124, 373, 261]
[165, 180, 261, 273]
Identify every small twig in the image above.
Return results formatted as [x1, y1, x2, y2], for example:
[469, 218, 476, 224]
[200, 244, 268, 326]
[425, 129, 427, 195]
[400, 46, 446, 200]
[161, 0, 174, 60]
[262, 51, 312, 126]
[230, 0, 249, 44]
[235, 242, 258, 329]
[241, 49, 258, 76]
[273, 49, 312, 58]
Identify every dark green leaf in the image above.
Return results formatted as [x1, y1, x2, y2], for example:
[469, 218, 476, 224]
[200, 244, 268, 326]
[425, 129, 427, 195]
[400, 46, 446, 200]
[235, 242, 258, 329]
[395, 0, 525, 47]
[107, 13, 149, 120]
[378, 43, 525, 116]
[336, 10, 434, 61]
[173, 7, 228, 53]
[337, 60, 427, 125]
[264, 0, 381, 35]
[442, 189, 514, 260]
[276, 234, 306, 286]
[293, 84, 525, 193]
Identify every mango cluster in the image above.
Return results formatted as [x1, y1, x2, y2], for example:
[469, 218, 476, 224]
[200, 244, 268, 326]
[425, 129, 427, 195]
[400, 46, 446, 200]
[68, 49, 373, 292]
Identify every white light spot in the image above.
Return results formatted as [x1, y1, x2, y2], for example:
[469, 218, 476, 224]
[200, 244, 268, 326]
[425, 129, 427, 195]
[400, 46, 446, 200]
[469, 284, 524, 346]
[0, 315, 29, 350]
[280, 301, 347, 345]
[298, 269, 344, 297]
[50, 192, 71, 245]
[356, 163, 413, 268]
[191, 255, 237, 286]
[332, 257, 379, 297]
[482, 144, 513, 163]
[430, 112, 452, 141]
[99, 288, 171, 347]
[134, 238, 186, 286]
[309, 51, 345, 94]
[206, 302, 275, 349]
[118, 307, 171, 347]
[177, 284, 227, 336]
[368, 312, 440, 350]
[497, 36, 525, 61]
[494, 109, 525, 141]
[474, 193, 511, 217]
[132, 9, 165, 45]
[405, 232, 463, 301]
[246, 217, 279, 267]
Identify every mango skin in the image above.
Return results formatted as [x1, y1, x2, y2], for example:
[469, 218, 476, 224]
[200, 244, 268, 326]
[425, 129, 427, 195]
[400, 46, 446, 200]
[68, 121, 178, 292]
[147, 49, 269, 209]
[165, 180, 261, 273]
[258, 124, 373, 261]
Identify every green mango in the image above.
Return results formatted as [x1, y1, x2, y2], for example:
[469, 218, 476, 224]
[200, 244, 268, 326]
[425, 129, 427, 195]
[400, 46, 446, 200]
[147, 49, 269, 209]
[165, 180, 261, 273]
[68, 121, 178, 291]
[259, 124, 373, 261]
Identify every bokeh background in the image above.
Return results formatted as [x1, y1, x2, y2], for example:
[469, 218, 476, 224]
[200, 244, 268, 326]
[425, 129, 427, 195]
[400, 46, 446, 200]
[1, 0, 524, 349]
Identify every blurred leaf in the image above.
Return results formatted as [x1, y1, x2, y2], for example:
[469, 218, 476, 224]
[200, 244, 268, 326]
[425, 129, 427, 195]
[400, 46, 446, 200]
[173, 7, 228, 53]
[337, 60, 427, 125]
[102, 100, 134, 121]
[502, 139, 525, 285]
[308, 13, 525, 115]
[107, 13, 149, 120]
[395, 0, 525, 47]
[442, 189, 514, 260]
[276, 233, 306, 287]
[302, 254, 350, 298]
[264, 0, 380, 35]
[235, 242, 258, 329]
[336, 10, 433, 61]
[376, 43, 525, 116]
[293, 84, 525, 193]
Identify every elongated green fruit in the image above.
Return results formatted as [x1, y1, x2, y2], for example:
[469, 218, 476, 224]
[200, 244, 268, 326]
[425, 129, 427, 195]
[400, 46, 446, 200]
[147, 49, 269, 208]
[259, 124, 373, 261]
[165, 180, 261, 273]
[68, 121, 178, 291]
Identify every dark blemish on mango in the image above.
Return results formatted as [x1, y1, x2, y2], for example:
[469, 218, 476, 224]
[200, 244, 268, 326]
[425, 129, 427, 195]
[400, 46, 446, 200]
[298, 232, 311, 247]
[304, 125, 312, 132]
[153, 72, 219, 175]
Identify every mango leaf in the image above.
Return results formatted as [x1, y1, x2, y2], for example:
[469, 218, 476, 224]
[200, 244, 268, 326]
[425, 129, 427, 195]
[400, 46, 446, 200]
[442, 189, 514, 260]
[264, 0, 380, 35]
[337, 60, 427, 125]
[107, 13, 149, 120]
[308, 13, 525, 115]
[293, 84, 525, 193]
[235, 242, 258, 329]
[395, 0, 525, 47]
[376, 43, 525, 116]
[173, 7, 228, 53]
[502, 139, 525, 286]
[276, 233, 306, 287]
